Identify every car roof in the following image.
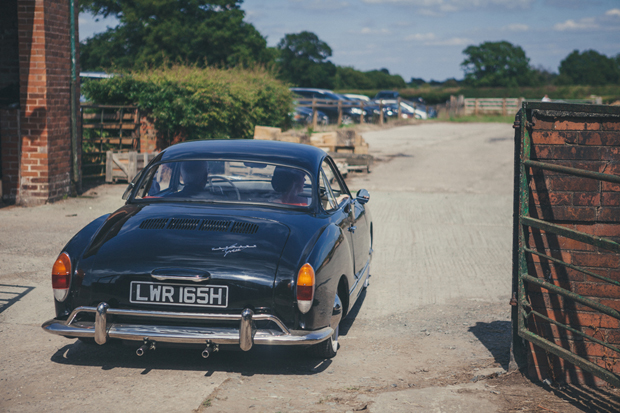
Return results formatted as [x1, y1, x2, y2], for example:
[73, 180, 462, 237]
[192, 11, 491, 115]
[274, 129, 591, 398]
[159, 139, 326, 173]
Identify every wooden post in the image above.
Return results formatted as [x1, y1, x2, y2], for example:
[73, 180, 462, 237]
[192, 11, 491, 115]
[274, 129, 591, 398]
[474, 99, 479, 116]
[312, 98, 318, 129]
[397, 97, 402, 120]
[359, 102, 365, 124]
[337, 100, 342, 126]
[379, 102, 384, 126]
[502, 98, 507, 116]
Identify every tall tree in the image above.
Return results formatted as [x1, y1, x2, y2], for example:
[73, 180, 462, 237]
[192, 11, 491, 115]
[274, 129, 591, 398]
[80, 0, 269, 70]
[276, 31, 336, 89]
[556, 50, 619, 85]
[461, 41, 533, 87]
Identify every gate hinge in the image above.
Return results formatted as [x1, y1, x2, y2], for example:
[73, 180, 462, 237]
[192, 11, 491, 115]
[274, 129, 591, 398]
[509, 292, 518, 306]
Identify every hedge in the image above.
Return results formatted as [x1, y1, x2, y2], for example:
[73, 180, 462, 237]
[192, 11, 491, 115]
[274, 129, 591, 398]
[82, 66, 293, 145]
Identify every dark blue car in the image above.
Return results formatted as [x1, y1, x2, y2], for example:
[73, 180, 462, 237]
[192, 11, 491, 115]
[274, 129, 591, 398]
[42, 140, 373, 359]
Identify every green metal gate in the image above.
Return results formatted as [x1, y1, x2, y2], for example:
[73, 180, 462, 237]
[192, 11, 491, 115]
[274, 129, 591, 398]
[512, 101, 620, 386]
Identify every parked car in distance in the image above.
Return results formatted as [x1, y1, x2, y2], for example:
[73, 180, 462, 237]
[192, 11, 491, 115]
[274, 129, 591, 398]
[292, 106, 328, 126]
[42, 140, 373, 359]
[343, 94, 371, 102]
[291, 87, 368, 124]
[373, 90, 400, 101]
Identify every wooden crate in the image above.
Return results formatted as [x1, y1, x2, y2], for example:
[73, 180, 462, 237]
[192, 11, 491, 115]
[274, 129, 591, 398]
[106, 151, 157, 183]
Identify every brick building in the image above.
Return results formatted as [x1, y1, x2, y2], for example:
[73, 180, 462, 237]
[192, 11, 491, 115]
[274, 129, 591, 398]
[0, 0, 79, 205]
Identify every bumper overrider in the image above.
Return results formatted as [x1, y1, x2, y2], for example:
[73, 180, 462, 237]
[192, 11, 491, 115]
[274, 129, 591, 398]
[42, 303, 334, 351]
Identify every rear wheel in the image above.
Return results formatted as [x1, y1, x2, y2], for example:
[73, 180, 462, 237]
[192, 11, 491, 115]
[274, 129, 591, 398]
[311, 323, 339, 359]
[311, 293, 341, 358]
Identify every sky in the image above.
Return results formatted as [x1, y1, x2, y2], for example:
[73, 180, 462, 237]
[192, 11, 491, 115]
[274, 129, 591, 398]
[79, 0, 620, 83]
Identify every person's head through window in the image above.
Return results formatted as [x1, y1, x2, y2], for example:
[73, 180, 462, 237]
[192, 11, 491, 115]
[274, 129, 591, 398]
[271, 167, 308, 205]
[179, 161, 209, 195]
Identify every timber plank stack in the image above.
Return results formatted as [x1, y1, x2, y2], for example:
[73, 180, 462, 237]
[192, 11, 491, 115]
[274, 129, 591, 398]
[253, 126, 372, 174]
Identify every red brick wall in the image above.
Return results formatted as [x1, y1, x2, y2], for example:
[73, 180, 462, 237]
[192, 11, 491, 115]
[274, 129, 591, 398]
[524, 111, 620, 386]
[10, 0, 78, 205]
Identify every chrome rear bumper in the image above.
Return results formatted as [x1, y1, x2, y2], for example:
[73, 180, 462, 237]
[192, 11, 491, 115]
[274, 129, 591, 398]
[42, 303, 332, 351]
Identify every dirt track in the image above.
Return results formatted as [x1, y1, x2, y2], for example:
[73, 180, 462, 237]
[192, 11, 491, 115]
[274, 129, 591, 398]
[1, 122, 619, 412]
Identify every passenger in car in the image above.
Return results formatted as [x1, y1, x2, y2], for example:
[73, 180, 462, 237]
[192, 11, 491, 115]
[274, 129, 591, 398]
[271, 166, 309, 206]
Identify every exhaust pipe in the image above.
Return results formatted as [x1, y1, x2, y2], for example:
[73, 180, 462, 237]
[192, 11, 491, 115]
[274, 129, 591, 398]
[136, 344, 148, 356]
[202, 341, 219, 359]
[136, 339, 155, 356]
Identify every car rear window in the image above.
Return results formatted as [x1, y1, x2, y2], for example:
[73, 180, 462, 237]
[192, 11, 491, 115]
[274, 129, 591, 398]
[133, 160, 314, 208]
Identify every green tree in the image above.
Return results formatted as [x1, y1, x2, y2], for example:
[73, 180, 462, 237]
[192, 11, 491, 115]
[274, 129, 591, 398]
[80, 0, 269, 70]
[276, 31, 336, 89]
[461, 41, 533, 87]
[332, 66, 406, 90]
[556, 50, 619, 85]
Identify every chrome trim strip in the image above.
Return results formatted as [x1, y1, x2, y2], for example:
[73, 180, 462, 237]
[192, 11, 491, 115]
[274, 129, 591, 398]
[150, 275, 211, 282]
[349, 258, 371, 295]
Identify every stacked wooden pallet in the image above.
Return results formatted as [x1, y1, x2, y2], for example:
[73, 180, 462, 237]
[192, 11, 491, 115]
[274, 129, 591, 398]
[254, 126, 369, 155]
[253, 126, 372, 174]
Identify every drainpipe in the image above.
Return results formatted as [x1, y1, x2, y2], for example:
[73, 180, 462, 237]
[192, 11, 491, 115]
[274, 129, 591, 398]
[69, 0, 80, 195]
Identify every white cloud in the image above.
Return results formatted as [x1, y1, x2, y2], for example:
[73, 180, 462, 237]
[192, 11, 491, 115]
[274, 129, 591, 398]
[553, 17, 598, 31]
[405, 32, 436, 41]
[504, 23, 529, 31]
[289, 0, 349, 11]
[361, 0, 534, 13]
[359, 27, 391, 34]
[404, 31, 471, 46]
[427, 37, 473, 46]
[606, 9, 620, 18]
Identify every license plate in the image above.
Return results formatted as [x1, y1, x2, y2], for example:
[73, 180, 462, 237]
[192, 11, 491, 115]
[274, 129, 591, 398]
[129, 281, 228, 308]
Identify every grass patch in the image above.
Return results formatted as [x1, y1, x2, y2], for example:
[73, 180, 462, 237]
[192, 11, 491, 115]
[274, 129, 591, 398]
[440, 114, 515, 124]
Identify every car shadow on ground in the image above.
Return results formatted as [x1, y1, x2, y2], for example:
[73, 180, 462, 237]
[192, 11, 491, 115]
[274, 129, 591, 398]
[340, 287, 366, 336]
[50, 341, 334, 377]
[48, 290, 367, 376]
[468, 320, 511, 370]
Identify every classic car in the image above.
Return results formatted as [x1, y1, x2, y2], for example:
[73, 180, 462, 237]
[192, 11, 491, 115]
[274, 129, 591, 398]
[42, 139, 373, 359]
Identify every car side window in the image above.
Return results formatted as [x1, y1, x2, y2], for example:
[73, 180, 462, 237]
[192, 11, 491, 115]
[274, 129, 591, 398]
[319, 168, 337, 211]
[321, 160, 350, 207]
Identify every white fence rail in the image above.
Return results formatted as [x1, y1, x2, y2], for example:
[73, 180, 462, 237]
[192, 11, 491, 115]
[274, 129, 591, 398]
[464, 98, 523, 116]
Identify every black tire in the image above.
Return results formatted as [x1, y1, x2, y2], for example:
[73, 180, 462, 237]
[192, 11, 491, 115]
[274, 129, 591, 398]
[311, 324, 339, 359]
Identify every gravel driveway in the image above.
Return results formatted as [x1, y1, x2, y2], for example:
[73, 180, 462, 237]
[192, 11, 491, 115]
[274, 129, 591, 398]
[1, 122, 618, 412]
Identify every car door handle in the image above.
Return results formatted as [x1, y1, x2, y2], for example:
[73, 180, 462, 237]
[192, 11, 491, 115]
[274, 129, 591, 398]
[348, 226, 357, 233]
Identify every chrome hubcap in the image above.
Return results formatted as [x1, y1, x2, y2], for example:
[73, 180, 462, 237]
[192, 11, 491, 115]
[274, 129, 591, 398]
[331, 324, 339, 353]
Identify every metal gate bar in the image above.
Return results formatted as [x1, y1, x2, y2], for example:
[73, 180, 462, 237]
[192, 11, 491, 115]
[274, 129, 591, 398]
[515, 103, 620, 387]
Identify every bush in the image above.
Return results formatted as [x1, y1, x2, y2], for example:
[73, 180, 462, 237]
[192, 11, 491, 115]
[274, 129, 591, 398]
[82, 66, 293, 145]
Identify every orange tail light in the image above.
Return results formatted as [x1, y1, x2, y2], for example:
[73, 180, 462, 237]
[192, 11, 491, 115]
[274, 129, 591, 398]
[52, 252, 71, 301]
[296, 263, 315, 314]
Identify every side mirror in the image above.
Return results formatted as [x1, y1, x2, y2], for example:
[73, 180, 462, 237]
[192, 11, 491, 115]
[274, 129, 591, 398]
[356, 189, 370, 205]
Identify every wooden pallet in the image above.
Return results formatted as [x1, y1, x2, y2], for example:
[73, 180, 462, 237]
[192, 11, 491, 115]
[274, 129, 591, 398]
[105, 151, 157, 183]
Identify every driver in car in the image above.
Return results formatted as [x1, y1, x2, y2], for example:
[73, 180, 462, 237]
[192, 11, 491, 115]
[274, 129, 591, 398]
[271, 167, 309, 206]
[170, 160, 210, 198]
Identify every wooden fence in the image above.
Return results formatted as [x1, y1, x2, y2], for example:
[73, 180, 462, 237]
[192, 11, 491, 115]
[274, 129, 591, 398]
[297, 98, 403, 127]
[452, 96, 604, 117]
[81, 105, 140, 180]
[464, 98, 523, 116]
